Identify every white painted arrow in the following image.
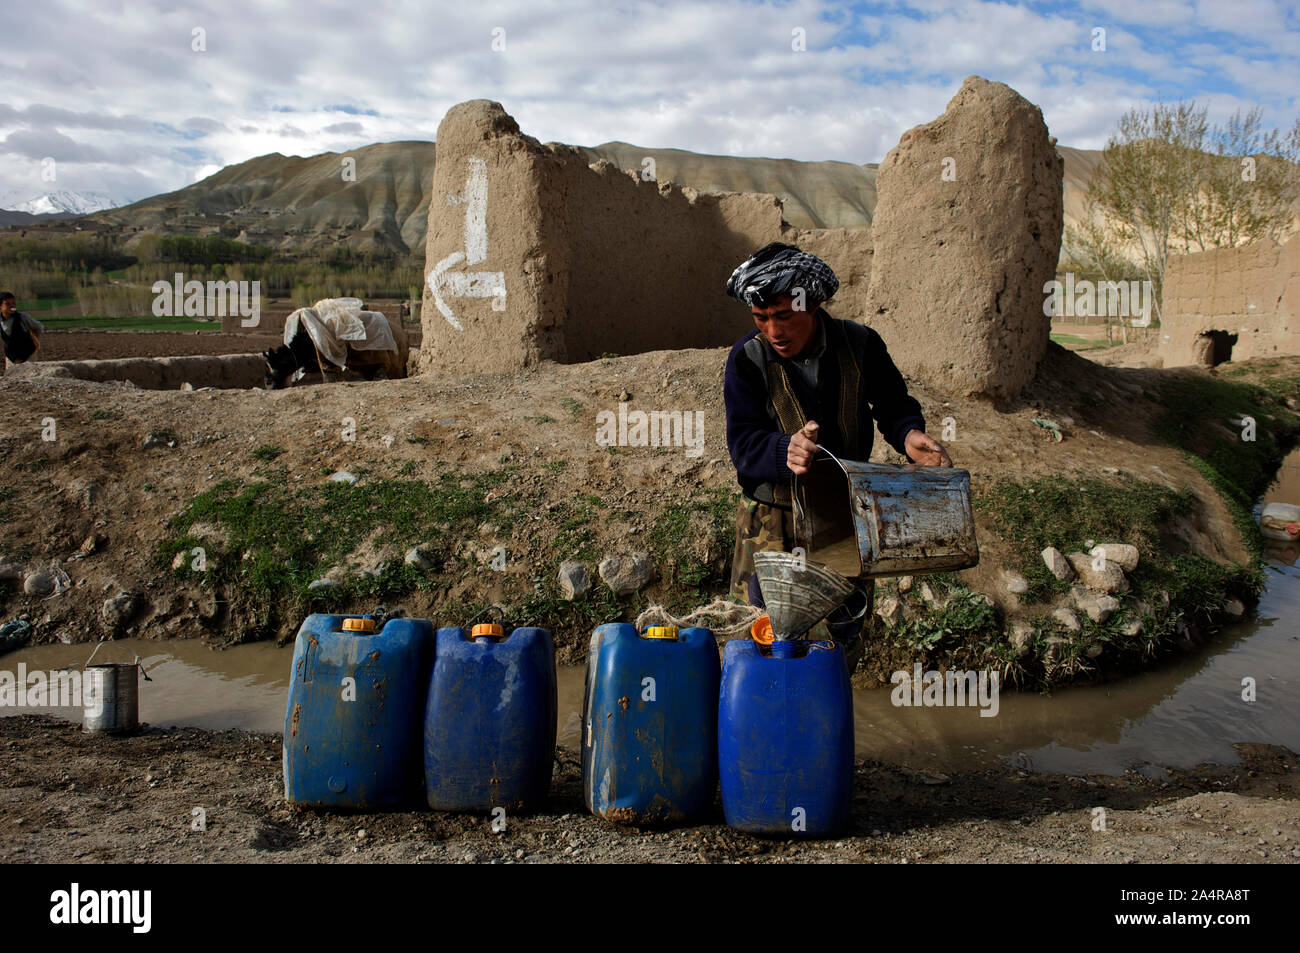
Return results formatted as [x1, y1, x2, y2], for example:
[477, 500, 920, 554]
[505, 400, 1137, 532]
[428, 157, 505, 330]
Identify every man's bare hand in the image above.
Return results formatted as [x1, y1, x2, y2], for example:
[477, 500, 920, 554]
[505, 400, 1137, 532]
[904, 429, 951, 467]
[787, 421, 820, 475]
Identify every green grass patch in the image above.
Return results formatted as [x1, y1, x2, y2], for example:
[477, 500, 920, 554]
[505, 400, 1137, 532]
[560, 397, 584, 422]
[35, 315, 220, 331]
[1152, 372, 1298, 508]
[1049, 333, 1106, 350]
[976, 473, 1198, 602]
[251, 445, 284, 462]
[158, 471, 522, 603]
[648, 487, 740, 604]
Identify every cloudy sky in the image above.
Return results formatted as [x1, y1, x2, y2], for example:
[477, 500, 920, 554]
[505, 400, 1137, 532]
[2, 0, 1297, 205]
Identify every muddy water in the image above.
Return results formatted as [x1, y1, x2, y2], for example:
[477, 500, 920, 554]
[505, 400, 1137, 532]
[5, 450, 1299, 776]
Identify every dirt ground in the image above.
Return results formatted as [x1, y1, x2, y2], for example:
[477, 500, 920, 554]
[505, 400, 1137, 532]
[1, 715, 1295, 863]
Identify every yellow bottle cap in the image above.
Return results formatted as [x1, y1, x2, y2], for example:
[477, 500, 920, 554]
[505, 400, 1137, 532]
[342, 617, 377, 633]
[751, 616, 774, 646]
[644, 626, 678, 640]
[472, 623, 504, 638]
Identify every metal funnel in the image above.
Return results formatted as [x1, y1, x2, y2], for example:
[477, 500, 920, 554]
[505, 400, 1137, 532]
[753, 550, 857, 640]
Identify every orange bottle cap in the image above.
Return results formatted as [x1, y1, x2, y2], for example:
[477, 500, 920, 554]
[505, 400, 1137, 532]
[472, 623, 504, 638]
[644, 626, 678, 640]
[342, 617, 376, 633]
[751, 616, 774, 645]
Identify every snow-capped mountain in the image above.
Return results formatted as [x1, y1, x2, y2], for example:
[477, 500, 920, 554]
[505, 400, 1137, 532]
[1, 190, 124, 215]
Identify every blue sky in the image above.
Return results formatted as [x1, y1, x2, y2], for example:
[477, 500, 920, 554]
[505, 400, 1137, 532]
[0, 0, 1296, 204]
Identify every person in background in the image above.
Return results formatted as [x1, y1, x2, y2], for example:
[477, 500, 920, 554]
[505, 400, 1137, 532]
[722, 243, 950, 670]
[1, 292, 42, 376]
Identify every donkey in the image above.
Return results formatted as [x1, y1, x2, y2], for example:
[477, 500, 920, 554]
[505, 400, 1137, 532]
[263, 310, 409, 389]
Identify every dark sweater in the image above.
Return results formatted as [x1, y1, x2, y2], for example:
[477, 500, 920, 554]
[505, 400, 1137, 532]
[723, 310, 926, 504]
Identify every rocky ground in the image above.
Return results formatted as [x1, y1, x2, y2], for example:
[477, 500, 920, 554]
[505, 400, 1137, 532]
[1, 715, 1296, 863]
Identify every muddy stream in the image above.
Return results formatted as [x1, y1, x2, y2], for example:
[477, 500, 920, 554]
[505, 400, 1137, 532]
[5, 452, 1299, 778]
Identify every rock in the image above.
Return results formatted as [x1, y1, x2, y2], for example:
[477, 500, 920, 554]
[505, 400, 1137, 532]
[1002, 570, 1029, 595]
[308, 578, 339, 591]
[404, 547, 435, 571]
[1008, 622, 1034, 657]
[142, 431, 177, 449]
[23, 571, 55, 597]
[897, 575, 914, 593]
[1043, 634, 1069, 659]
[328, 471, 357, 484]
[1041, 547, 1075, 582]
[1223, 598, 1245, 620]
[1071, 587, 1121, 623]
[102, 591, 139, 630]
[875, 595, 900, 623]
[171, 551, 188, 570]
[1085, 644, 1104, 659]
[1089, 543, 1139, 572]
[1120, 616, 1143, 637]
[1066, 551, 1129, 594]
[557, 561, 591, 600]
[1051, 608, 1081, 632]
[865, 77, 1063, 399]
[919, 582, 943, 607]
[598, 552, 654, 595]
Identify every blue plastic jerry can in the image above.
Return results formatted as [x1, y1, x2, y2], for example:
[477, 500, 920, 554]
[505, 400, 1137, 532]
[582, 623, 720, 825]
[424, 624, 557, 813]
[719, 638, 854, 836]
[283, 614, 435, 809]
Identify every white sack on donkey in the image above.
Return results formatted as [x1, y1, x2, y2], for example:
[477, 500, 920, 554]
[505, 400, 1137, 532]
[263, 297, 408, 388]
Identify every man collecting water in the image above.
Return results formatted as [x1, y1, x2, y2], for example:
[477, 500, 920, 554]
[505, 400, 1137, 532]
[722, 243, 950, 669]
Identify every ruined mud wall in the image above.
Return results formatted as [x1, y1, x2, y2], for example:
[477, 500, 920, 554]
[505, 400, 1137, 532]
[418, 100, 877, 375]
[1159, 238, 1300, 366]
[421, 80, 1064, 399]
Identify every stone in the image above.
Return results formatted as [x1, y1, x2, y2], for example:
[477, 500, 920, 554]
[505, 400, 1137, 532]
[558, 561, 591, 601]
[142, 431, 177, 449]
[404, 547, 435, 571]
[1071, 587, 1121, 623]
[23, 571, 55, 597]
[1041, 547, 1075, 582]
[308, 578, 339, 591]
[102, 591, 139, 630]
[1223, 598, 1245, 620]
[1002, 570, 1029, 595]
[1085, 644, 1104, 659]
[1089, 543, 1139, 573]
[328, 471, 357, 484]
[171, 551, 187, 570]
[598, 552, 654, 595]
[1042, 634, 1069, 659]
[864, 77, 1063, 399]
[875, 595, 900, 623]
[897, 575, 914, 593]
[1066, 551, 1129, 594]
[1120, 616, 1143, 637]
[919, 582, 943, 607]
[1008, 622, 1035, 657]
[1051, 608, 1081, 632]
